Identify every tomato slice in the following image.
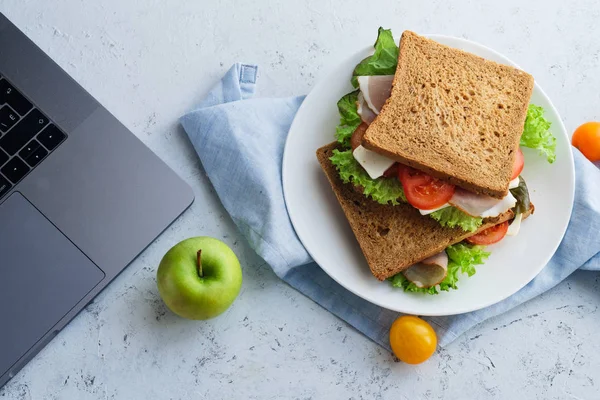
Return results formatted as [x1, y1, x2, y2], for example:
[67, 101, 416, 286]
[399, 166, 455, 210]
[511, 148, 525, 180]
[383, 163, 399, 178]
[466, 221, 509, 245]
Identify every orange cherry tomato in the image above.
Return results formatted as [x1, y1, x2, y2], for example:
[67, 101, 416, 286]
[389, 316, 437, 364]
[572, 122, 600, 162]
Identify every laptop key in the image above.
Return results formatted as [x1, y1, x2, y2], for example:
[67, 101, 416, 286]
[37, 124, 66, 151]
[0, 79, 33, 116]
[24, 145, 48, 168]
[1, 157, 30, 184]
[0, 175, 11, 198]
[19, 139, 41, 160]
[0, 105, 20, 133]
[0, 149, 8, 167]
[0, 109, 49, 155]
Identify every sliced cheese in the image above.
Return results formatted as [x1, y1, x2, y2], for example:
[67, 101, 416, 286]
[418, 203, 450, 216]
[352, 145, 395, 179]
[506, 213, 523, 236]
[509, 177, 520, 189]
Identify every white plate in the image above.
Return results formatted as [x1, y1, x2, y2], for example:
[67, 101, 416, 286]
[282, 34, 575, 316]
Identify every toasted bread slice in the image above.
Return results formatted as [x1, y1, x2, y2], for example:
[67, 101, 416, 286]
[362, 31, 534, 199]
[317, 142, 534, 281]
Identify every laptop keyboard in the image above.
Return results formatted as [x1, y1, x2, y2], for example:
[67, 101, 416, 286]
[0, 76, 67, 199]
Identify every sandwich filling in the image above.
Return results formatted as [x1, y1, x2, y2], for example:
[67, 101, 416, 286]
[330, 28, 556, 233]
[391, 243, 492, 294]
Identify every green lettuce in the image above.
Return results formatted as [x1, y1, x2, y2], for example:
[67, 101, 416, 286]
[445, 243, 490, 279]
[510, 176, 531, 214]
[389, 243, 490, 295]
[329, 149, 406, 205]
[351, 27, 399, 88]
[520, 104, 556, 163]
[429, 207, 483, 232]
[335, 90, 361, 147]
[389, 274, 439, 295]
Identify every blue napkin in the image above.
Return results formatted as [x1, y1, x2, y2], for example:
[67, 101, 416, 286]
[181, 63, 600, 349]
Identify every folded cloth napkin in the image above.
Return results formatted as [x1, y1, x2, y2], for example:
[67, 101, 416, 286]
[181, 63, 600, 349]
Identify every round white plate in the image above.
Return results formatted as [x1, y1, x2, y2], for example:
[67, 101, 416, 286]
[282, 34, 575, 316]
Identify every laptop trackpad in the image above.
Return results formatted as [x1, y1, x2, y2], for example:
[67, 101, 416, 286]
[0, 193, 104, 377]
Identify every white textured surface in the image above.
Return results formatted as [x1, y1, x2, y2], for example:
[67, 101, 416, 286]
[1, 0, 599, 398]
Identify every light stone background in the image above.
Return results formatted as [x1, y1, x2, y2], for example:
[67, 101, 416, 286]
[0, 1, 599, 399]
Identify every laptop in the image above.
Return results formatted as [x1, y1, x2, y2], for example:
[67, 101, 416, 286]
[0, 13, 194, 387]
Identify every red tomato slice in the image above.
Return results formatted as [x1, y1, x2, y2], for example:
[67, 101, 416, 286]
[511, 148, 525, 180]
[399, 166, 455, 210]
[466, 221, 509, 245]
[383, 163, 399, 178]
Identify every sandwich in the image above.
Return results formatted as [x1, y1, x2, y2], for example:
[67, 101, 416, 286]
[332, 29, 555, 233]
[318, 29, 556, 294]
[317, 142, 534, 293]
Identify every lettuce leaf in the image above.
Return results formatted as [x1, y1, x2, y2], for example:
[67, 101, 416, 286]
[389, 243, 490, 295]
[429, 207, 483, 232]
[510, 176, 531, 214]
[446, 243, 490, 278]
[389, 274, 438, 295]
[351, 27, 399, 88]
[520, 104, 556, 163]
[335, 90, 361, 148]
[329, 149, 406, 205]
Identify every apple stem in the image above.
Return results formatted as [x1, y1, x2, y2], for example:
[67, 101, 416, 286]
[197, 249, 203, 278]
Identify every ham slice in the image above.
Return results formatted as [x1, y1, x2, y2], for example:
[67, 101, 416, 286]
[356, 92, 377, 124]
[402, 251, 448, 288]
[422, 251, 449, 268]
[449, 188, 517, 218]
[356, 75, 394, 115]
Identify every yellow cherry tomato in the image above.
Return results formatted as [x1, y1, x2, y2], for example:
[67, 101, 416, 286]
[389, 315, 437, 364]
[572, 122, 600, 162]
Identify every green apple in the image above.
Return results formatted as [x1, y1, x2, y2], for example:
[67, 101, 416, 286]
[157, 237, 242, 320]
